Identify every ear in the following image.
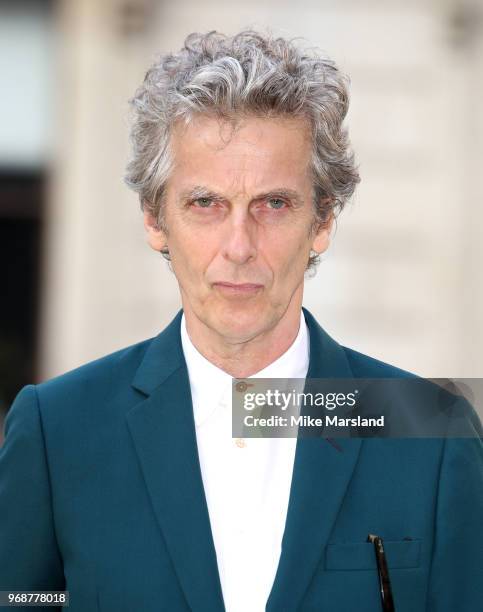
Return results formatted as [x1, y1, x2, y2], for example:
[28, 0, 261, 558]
[311, 213, 334, 255]
[143, 210, 167, 252]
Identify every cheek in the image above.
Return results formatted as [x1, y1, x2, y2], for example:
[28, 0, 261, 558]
[264, 227, 312, 271]
[269, 227, 311, 264]
[169, 231, 218, 283]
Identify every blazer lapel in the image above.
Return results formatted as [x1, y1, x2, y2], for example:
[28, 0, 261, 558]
[266, 308, 363, 612]
[126, 310, 225, 612]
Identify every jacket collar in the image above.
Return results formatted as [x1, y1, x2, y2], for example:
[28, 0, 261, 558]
[302, 306, 353, 379]
[131, 309, 185, 395]
[127, 307, 362, 612]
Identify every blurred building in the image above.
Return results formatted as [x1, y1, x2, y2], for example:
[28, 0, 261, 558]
[1, 0, 483, 433]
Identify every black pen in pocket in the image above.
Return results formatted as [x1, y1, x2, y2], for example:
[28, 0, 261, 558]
[367, 534, 395, 612]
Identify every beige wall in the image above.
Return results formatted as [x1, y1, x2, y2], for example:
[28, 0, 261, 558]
[39, 0, 483, 380]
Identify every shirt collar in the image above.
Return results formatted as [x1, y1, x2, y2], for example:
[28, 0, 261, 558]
[181, 310, 310, 427]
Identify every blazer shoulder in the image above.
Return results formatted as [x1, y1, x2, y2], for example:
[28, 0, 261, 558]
[342, 346, 482, 437]
[35, 336, 154, 403]
[341, 345, 418, 379]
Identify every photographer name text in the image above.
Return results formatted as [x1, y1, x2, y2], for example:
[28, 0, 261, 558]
[243, 414, 385, 428]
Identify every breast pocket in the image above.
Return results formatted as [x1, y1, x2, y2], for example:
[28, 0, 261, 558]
[325, 539, 422, 571]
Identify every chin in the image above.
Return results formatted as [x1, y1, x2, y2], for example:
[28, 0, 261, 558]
[210, 303, 271, 342]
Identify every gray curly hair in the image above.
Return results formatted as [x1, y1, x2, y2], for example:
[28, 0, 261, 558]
[125, 29, 360, 271]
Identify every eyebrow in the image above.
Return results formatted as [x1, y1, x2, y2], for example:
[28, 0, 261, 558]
[179, 185, 305, 207]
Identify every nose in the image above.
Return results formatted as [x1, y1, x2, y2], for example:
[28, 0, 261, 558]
[222, 213, 258, 265]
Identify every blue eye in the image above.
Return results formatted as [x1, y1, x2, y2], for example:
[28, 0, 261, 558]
[267, 198, 286, 210]
[195, 198, 213, 208]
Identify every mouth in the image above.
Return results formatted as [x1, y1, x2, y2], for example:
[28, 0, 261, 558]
[213, 282, 264, 296]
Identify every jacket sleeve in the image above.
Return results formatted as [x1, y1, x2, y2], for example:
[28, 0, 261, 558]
[426, 412, 483, 611]
[0, 385, 65, 611]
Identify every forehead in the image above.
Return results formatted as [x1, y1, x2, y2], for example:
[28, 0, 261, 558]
[167, 114, 313, 194]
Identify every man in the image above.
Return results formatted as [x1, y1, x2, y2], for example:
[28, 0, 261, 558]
[0, 30, 482, 612]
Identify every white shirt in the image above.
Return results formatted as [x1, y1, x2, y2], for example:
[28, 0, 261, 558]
[180, 311, 310, 612]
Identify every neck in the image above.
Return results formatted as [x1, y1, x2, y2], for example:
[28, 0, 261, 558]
[182, 297, 304, 378]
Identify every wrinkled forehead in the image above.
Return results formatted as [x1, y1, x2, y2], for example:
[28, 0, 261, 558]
[167, 113, 314, 193]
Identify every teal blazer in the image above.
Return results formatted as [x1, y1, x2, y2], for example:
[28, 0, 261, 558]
[1, 308, 482, 611]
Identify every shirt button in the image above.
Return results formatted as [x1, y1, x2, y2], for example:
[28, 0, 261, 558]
[235, 437, 246, 448]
